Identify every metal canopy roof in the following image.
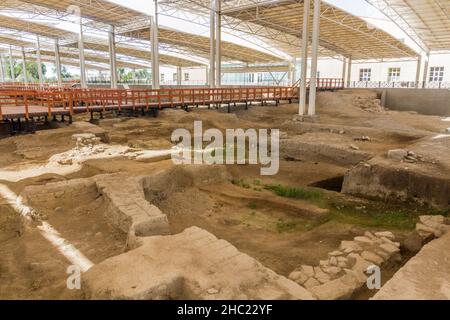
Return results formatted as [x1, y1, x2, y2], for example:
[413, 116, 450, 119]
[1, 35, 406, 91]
[63, 38, 205, 67]
[121, 26, 284, 64]
[6, 51, 110, 70]
[160, 0, 418, 59]
[16, 0, 147, 26]
[33, 49, 151, 69]
[0, 0, 283, 65]
[0, 35, 35, 48]
[0, 14, 76, 39]
[366, 0, 450, 52]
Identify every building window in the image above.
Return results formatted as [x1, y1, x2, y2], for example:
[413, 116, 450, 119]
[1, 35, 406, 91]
[257, 73, 263, 83]
[161, 73, 165, 82]
[173, 73, 177, 82]
[429, 67, 444, 82]
[388, 67, 401, 82]
[359, 68, 371, 81]
[184, 72, 189, 81]
[248, 73, 254, 83]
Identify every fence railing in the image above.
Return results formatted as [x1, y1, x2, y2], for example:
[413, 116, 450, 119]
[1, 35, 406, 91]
[0, 86, 298, 120]
[347, 81, 450, 89]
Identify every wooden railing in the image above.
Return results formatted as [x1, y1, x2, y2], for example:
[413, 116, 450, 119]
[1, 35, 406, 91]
[0, 80, 344, 120]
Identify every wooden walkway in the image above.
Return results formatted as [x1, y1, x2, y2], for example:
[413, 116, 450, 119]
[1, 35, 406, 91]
[0, 80, 344, 122]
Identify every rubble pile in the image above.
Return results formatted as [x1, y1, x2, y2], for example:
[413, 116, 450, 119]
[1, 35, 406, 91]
[353, 96, 385, 113]
[289, 231, 401, 300]
[387, 149, 423, 163]
[416, 215, 450, 240]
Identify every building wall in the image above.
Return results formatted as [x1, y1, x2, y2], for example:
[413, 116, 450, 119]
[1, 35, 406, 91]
[86, 53, 450, 86]
[348, 54, 450, 83]
[159, 66, 208, 86]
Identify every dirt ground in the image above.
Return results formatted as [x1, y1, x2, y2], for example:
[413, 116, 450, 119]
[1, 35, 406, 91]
[0, 89, 447, 299]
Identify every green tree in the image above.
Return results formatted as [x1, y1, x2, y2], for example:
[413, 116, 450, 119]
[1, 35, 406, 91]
[52, 66, 72, 80]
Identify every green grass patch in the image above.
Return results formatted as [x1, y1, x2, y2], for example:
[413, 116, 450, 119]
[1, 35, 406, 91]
[231, 180, 444, 231]
[276, 219, 297, 233]
[231, 179, 251, 189]
[264, 184, 325, 205]
[263, 183, 424, 231]
[248, 202, 257, 210]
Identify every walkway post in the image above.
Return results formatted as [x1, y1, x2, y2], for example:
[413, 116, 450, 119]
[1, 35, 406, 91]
[78, 18, 87, 88]
[308, 0, 321, 116]
[9, 45, 15, 82]
[150, 0, 160, 89]
[299, 0, 310, 115]
[54, 39, 63, 87]
[108, 25, 118, 89]
[36, 36, 44, 87]
[21, 47, 28, 87]
[209, 0, 216, 88]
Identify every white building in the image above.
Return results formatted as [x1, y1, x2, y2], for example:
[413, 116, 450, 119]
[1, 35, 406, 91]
[156, 53, 450, 87]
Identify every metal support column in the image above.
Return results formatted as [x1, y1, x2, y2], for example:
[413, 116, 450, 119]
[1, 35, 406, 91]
[150, 0, 160, 89]
[108, 25, 118, 89]
[209, 0, 216, 88]
[291, 59, 297, 86]
[36, 36, 44, 87]
[176, 66, 182, 86]
[308, 0, 321, 116]
[21, 47, 28, 86]
[215, 0, 222, 87]
[9, 46, 15, 82]
[341, 57, 347, 87]
[415, 56, 421, 88]
[0, 54, 5, 82]
[78, 18, 87, 88]
[299, 0, 310, 115]
[54, 39, 63, 87]
[347, 57, 352, 87]
[422, 53, 429, 88]
[288, 61, 294, 86]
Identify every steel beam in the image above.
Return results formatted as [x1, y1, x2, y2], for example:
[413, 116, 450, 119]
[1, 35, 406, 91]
[422, 53, 429, 87]
[54, 39, 63, 87]
[215, 0, 221, 87]
[177, 65, 182, 85]
[79, 18, 87, 88]
[151, 0, 160, 89]
[36, 36, 44, 87]
[108, 25, 118, 89]
[299, 0, 310, 115]
[21, 47, 28, 86]
[0, 54, 4, 82]
[347, 57, 352, 86]
[9, 45, 15, 82]
[308, 0, 321, 116]
[415, 56, 421, 88]
[341, 57, 346, 87]
[209, 0, 216, 87]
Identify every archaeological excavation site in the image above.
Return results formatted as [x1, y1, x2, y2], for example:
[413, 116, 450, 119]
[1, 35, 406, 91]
[0, 0, 450, 305]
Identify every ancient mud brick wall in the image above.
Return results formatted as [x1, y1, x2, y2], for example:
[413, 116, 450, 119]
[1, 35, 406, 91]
[22, 178, 98, 209]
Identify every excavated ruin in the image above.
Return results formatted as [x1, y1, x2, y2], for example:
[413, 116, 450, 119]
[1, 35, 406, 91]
[1, 90, 449, 300]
